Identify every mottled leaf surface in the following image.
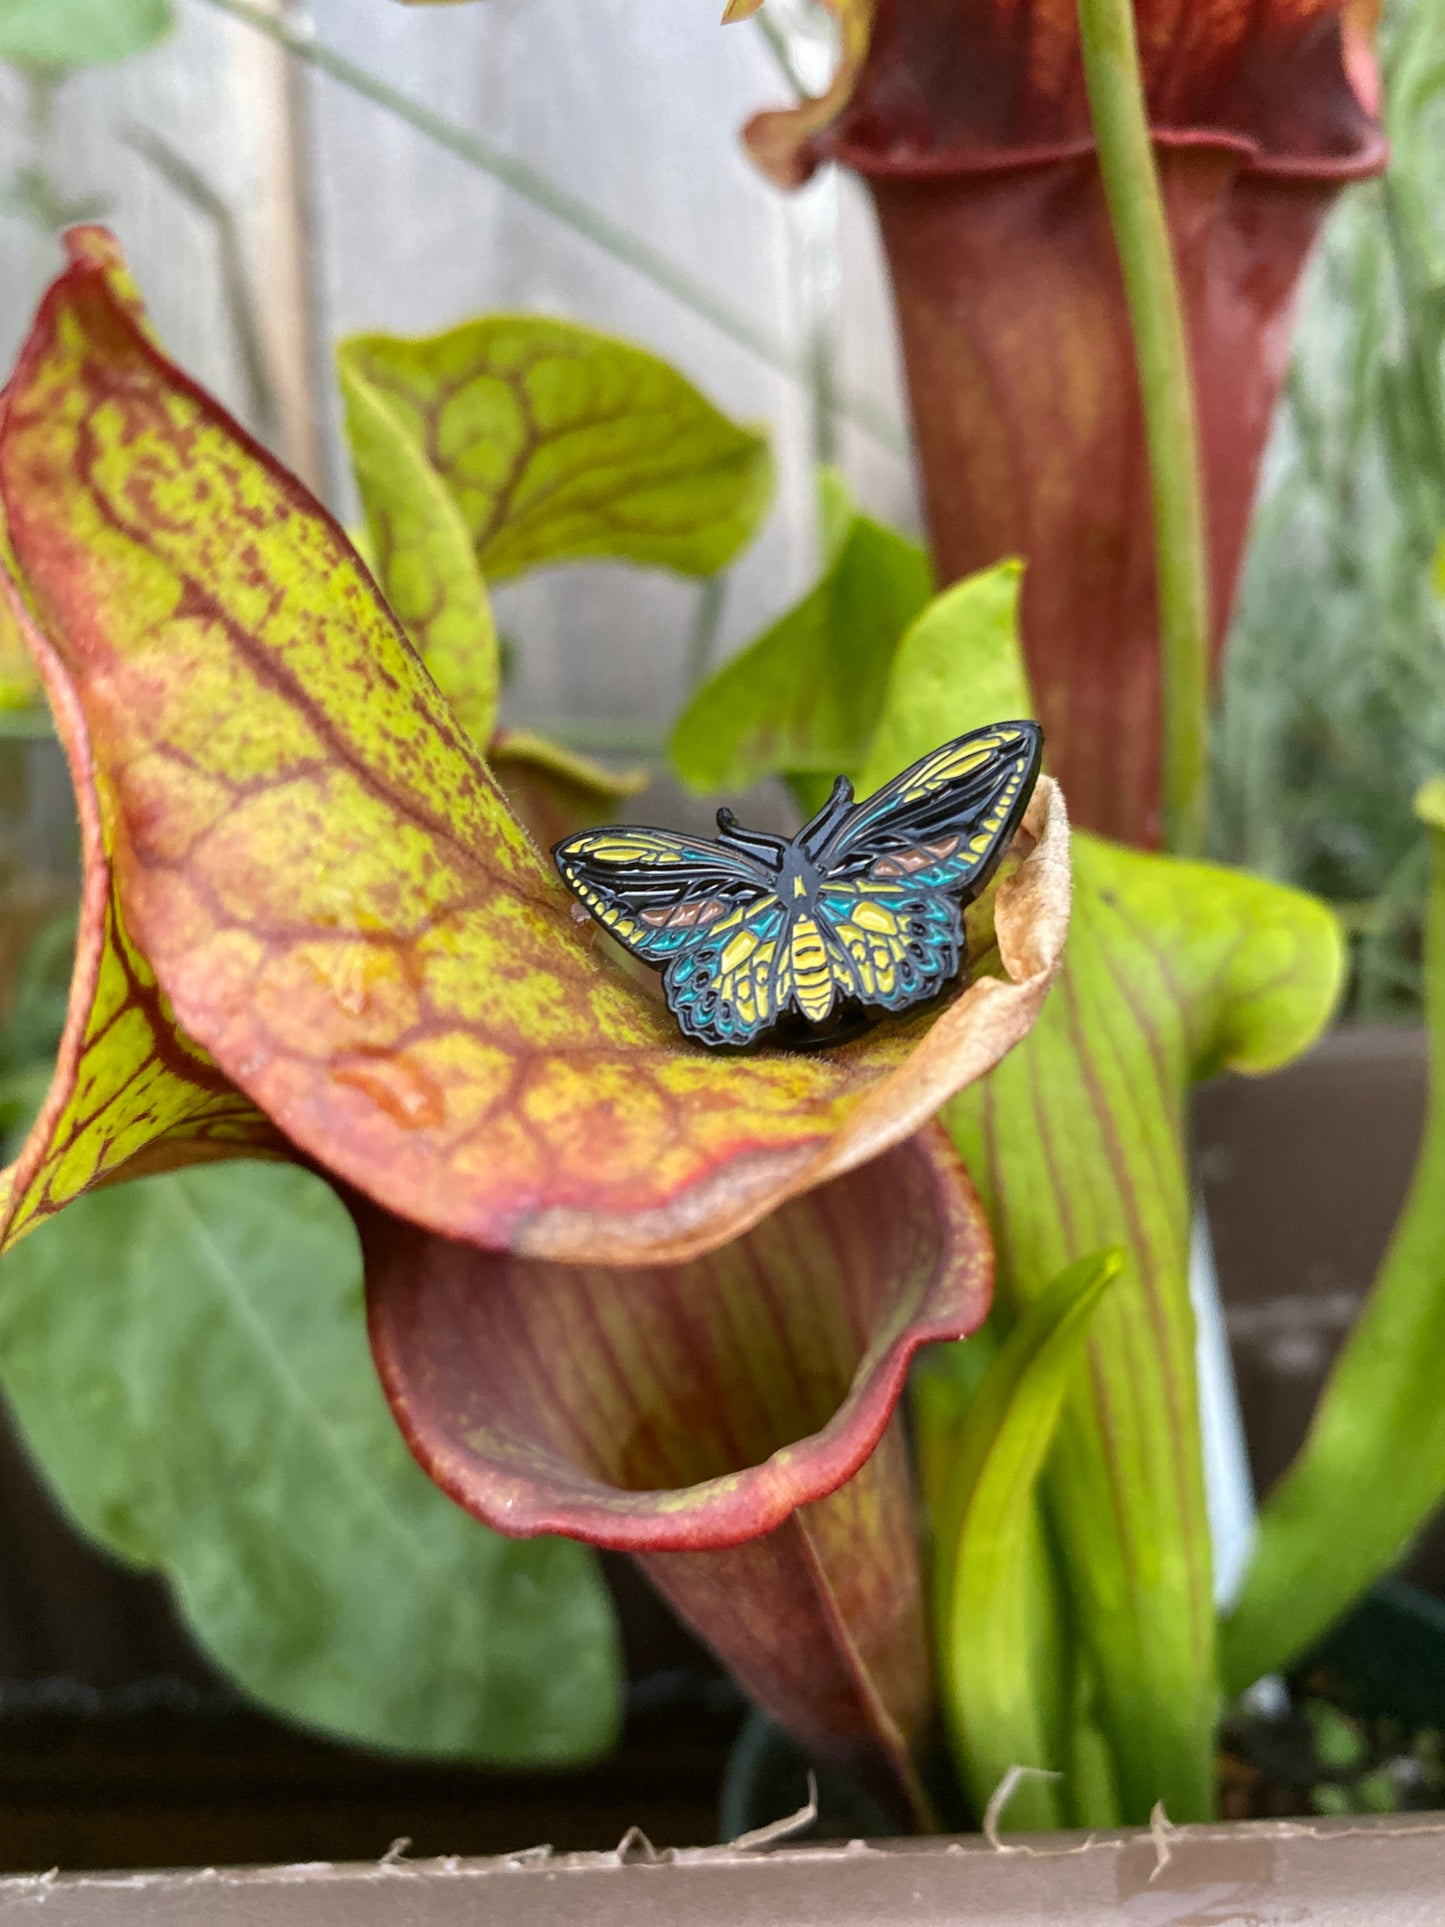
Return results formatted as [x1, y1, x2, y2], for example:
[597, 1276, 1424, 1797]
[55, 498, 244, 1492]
[863, 578, 1343, 1821]
[0, 603, 278, 1252]
[0, 1161, 621, 1763]
[1222, 776, 1445, 1690]
[671, 475, 929, 810]
[0, 236, 1069, 1265]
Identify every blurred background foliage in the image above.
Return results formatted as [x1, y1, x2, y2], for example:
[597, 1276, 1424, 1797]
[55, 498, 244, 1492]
[1214, 0, 1445, 1018]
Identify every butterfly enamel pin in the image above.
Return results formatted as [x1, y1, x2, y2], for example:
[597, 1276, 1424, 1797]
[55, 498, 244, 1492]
[553, 720, 1043, 1050]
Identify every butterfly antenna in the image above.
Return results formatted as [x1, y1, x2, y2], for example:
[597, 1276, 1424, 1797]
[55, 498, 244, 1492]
[798, 775, 856, 859]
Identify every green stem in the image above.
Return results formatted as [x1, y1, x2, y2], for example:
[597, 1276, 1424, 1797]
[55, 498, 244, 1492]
[195, 0, 904, 457]
[683, 576, 727, 696]
[753, 10, 808, 102]
[1076, 0, 1211, 856]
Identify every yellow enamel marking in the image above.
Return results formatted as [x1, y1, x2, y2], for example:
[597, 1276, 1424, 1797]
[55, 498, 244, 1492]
[721, 928, 760, 974]
[588, 838, 682, 862]
[789, 915, 834, 1021]
[853, 901, 899, 936]
[792, 876, 807, 898]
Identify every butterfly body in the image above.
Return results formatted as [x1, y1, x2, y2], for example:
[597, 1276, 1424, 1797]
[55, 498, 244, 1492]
[553, 721, 1043, 1050]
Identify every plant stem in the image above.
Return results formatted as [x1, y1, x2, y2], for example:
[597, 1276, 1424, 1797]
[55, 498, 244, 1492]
[752, 9, 808, 102]
[684, 576, 727, 696]
[195, 0, 904, 456]
[1076, 0, 1211, 856]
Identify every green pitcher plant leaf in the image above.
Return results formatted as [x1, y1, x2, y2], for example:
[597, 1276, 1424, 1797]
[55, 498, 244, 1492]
[859, 561, 1345, 1822]
[670, 472, 930, 814]
[0, 1160, 622, 1764]
[339, 340, 500, 748]
[0, 0, 173, 69]
[918, 1248, 1123, 1833]
[1221, 776, 1445, 1692]
[488, 728, 649, 850]
[0, 229, 1070, 1268]
[365, 1125, 993, 1825]
[338, 315, 772, 628]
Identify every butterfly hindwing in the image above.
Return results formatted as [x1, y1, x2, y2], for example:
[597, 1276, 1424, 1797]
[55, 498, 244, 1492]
[815, 880, 962, 1013]
[819, 722, 1042, 902]
[552, 827, 776, 965]
[665, 896, 792, 1047]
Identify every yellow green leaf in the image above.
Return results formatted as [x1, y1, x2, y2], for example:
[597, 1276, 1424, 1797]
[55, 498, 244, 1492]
[858, 559, 1028, 799]
[863, 561, 1344, 1821]
[1222, 774, 1445, 1690]
[0, 231, 1069, 1267]
[339, 344, 499, 746]
[0, 0, 172, 68]
[488, 727, 648, 850]
[339, 317, 773, 749]
[338, 316, 773, 586]
[671, 472, 930, 812]
[922, 1249, 1123, 1832]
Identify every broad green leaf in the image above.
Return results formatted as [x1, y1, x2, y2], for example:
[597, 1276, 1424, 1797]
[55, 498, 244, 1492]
[1222, 776, 1445, 1691]
[922, 1251, 1122, 1832]
[858, 559, 1028, 798]
[862, 580, 1344, 1821]
[0, 0, 172, 68]
[338, 316, 772, 590]
[488, 727, 648, 848]
[0, 231, 1071, 1270]
[671, 474, 930, 812]
[946, 836, 1342, 1821]
[1434, 531, 1444, 598]
[0, 1162, 622, 1763]
[339, 318, 771, 752]
[339, 347, 499, 746]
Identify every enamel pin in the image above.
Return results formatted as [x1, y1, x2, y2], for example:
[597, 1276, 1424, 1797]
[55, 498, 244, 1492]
[553, 720, 1043, 1050]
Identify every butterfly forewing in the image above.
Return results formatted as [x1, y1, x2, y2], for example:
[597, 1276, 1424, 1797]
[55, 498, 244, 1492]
[552, 827, 779, 966]
[821, 722, 1042, 901]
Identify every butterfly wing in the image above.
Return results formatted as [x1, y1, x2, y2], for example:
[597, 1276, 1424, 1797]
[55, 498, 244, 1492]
[818, 721, 1043, 901]
[813, 880, 963, 1014]
[553, 827, 778, 966]
[664, 896, 794, 1047]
